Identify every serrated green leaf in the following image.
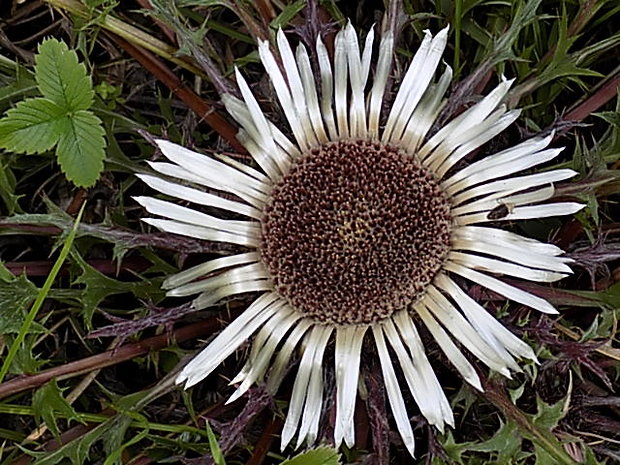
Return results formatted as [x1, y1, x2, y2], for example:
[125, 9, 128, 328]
[533, 395, 568, 431]
[468, 420, 522, 462]
[32, 379, 82, 438]
[35, 39, 94, 111]
[0, 262, 39, 335]
[0, 97, 65, 154]
[280, 446, 341, 465]
[56, 110, 106, 187]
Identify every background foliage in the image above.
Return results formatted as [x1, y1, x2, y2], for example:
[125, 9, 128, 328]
[0, 0, 618, 464]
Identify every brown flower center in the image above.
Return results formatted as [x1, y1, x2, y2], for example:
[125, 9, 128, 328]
[260, 139, 452, 324]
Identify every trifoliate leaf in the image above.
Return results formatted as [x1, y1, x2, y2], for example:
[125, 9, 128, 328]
[35, 39, 94, 111]
[0, 97, 65, 154]
[56, 110, 106, 187]
[280, 446, 341, 465]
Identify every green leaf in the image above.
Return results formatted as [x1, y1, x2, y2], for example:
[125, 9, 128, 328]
[19, 419, 115, 465]
[205, 421, 226, 465]
[0, 158, 22, 214]
[35, 38, 94, 111]
[280, 446, 341, 465]
[56, 110, 106, 188]
[0, 97, 65, 154]
[0, 262, 39, 335]
[32, 380, 82, 438]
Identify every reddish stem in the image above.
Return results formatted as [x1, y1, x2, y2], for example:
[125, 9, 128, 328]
[564, 73, 620, 122]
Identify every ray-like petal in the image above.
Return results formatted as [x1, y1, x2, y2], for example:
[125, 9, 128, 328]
[334, 325, 367, 447]
[451, 236, 573, 274]
[296, 43, 328, 143]
[434, 274, 537, 362]
[372, 325, 416, 456]
[215, 152, 271, 183]
[163, 252, 261, 290]
[419, 78, 514, 161]
[455, 225, 567, 256]
[444, 262, 558, 314]
[433, 110, 521, 178]
[166, 262, 268, 297]
[296, 325, 333, 448]
[266, 319, 313, 394]
[414, 301, 483, 388]
[235, 129, 282, 180]
[451, 169, 578, 205]
[452, 185, 555, 216]
[134, 197, 260, 240]
[146, 160, 265, 209]
[136, 174, 262, 220]
[155, 140, 270, 207]
[400, 65, 452, 153]
[368, 32, 394, 138]
[334, 27, 350, 138]
[382, 318, 450, 430]
[345, 22, 368, 137]
[384, 28, 449, 144]
[258, 41, 309, 151]
[456, 201, 585, 225]
[227, 307, 300, 403]
[233, 68, 290, 176]
[425, 286, 512, 375]
[221, 94, 299, 169]
[442, 137, 558, 193]
[177, 292, 280, 388]
[392, 312, 455, 425]
[360, 26, 374, 88]
[277, 29, 318, 147]
[143, 218, 256, 247]
[315, 36, 338, 140]
[281, 325, 332, 450]
[192, 279, 272, 310]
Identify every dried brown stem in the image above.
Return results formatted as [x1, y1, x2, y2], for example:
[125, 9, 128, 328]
[563, 73, 620, 122]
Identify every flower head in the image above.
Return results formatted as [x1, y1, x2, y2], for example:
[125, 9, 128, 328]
[136, 22, 583, 455]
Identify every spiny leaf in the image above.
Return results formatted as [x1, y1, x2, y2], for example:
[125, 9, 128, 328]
[0, 97, 65, 154]
[55, 110, 106, 188]
[0, 262, 40, 335]
[35, 38, 94, 111]
[280, 446, 341, 465]
[32, 379, 82, 439]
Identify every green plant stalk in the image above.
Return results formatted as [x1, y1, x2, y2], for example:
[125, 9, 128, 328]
[453, 0, 462, 76]
[0, 204, 85, 384]
[42, 0, 208, 80]
[0, 403, 202, 434]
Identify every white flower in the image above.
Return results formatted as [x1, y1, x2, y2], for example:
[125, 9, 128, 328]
[136, 22, 583, 455]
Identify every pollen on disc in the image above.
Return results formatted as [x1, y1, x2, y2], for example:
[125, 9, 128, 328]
[260, 139, 452, 325]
